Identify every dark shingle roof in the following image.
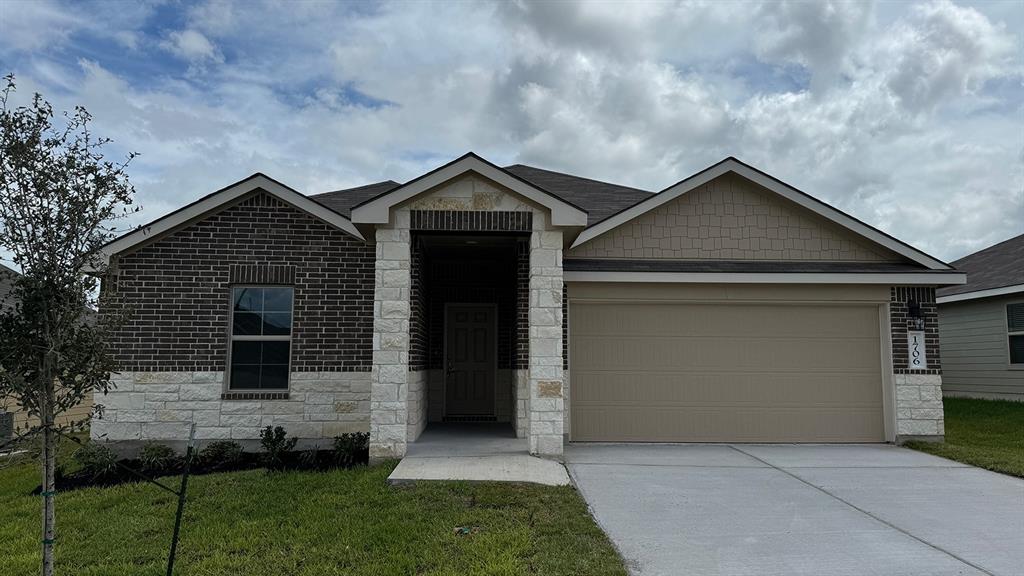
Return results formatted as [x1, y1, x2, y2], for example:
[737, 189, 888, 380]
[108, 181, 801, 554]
[502, 165, 653, 224]
[937, 232, 1024, 297]
[309, 180, 401, 218]
[307, 165, 653, 224]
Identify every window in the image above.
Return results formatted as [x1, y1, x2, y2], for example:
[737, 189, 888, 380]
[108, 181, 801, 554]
[229, 286, 293, 390]
[1009, 303, 1024, 366]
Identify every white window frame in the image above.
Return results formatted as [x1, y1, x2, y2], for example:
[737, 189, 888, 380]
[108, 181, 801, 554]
[1008, 301, 1024, 369]
[227, 285, 295, 391]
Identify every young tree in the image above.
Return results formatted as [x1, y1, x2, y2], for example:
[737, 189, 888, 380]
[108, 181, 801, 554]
[0, 74, 137, 576]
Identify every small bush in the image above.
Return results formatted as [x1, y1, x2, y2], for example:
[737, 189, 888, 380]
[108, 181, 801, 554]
[74, 442, 119, 480]
[333, 432, 369, 467]
[198, 440, 244, 470]
[138, 442, 178, 473]
[259, 426, 297, 471]
[296, 446, 321, 470]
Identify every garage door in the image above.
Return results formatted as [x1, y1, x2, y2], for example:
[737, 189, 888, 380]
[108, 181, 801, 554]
[570, 301, 885, 442]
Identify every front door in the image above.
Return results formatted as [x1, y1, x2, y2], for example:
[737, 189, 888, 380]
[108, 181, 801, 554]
[445, 304, 496, 417]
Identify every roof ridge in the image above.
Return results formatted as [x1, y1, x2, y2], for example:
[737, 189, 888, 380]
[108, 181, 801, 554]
[311, 180, 400, 198]
[951, 231, 1024, 265]
[505, 163, 653, 194]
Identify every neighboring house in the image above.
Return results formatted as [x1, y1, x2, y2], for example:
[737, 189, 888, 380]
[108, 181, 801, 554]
[936, 233, 1024, 401]
[91, 153, 965, 459]
[0, 263, 95, 434]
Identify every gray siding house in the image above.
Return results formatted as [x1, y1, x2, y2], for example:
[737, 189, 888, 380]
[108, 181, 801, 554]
[937, 233, 1024, 400]
[92, 154, 966, 459]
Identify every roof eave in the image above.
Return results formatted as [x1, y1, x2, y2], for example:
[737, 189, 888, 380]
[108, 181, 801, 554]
[350, 153, 588, 227]
[936, 283, 1024, 304]
[92, 173, 364, 269]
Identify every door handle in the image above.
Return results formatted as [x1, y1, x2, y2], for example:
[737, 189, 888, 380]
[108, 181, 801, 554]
[446, 359, 454, 376]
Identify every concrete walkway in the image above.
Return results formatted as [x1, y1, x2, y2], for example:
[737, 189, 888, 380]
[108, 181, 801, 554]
[568, 444, 1024, 576]
[387, 424, 570, 486]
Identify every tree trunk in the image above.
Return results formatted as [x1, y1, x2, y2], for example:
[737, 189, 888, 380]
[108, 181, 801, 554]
[40, 359, 56, 576]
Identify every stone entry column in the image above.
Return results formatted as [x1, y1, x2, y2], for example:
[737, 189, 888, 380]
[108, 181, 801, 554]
[528, 226, 565, 457]
[369, 214, 412, 461]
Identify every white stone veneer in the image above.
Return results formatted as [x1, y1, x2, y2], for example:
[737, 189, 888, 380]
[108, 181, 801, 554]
[91, 371, 370, 442]
[528, 223, 565, 457]
[894, 373, 945, 437]
[370, 212, 412, 460]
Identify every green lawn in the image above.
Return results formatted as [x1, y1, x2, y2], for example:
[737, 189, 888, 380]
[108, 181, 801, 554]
[0, 443, 625, 576]
[905, 397, 1024, 478]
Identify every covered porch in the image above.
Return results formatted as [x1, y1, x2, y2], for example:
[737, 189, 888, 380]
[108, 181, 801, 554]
[360, 162, 574, 462]
[386, 423, 570, 485]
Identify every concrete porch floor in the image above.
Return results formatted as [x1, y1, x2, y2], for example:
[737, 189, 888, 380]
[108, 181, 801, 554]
[386, 424, 570, 486]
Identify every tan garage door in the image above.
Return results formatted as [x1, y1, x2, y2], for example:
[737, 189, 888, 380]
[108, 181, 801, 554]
[570, 301, 885, 442]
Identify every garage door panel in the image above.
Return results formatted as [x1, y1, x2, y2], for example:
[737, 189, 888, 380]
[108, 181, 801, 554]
[572, 406, 884, 443]
[572, 302, 879, 338]
[570, 300, 885, 443]
[573, 336, 881, 372]
[573, 371, 884, 405]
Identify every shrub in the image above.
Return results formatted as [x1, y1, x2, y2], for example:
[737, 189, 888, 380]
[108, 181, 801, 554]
[73, 442, 119, 480]
[296, 446, 321, 470]
[259, 426, 297, 470]
[138, 442, 178, 474]
[198, 440, 244, 470]
[333, 432, 369, 467]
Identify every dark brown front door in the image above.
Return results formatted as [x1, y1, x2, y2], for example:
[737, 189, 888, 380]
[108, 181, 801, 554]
[445, 304, 496, 416]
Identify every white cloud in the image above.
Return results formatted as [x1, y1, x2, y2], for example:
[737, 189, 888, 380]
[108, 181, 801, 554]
[0, 0, 1019, 261]
[161, 29, 223, 64]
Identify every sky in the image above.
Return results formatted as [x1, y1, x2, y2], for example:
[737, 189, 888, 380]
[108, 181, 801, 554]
[0, 0, 1021, 262]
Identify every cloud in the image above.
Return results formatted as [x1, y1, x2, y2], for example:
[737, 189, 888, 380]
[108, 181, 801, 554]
[161, 29, 223, 65]
[0, 0, 1019, 261]
[881, 0, 1017, 113]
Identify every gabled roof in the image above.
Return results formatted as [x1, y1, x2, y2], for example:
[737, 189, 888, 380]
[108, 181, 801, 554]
[937, 232, 1024, 303]
[349, 153, 589, 227]
[97, 173, 364, 265]
[503, 164, 653, 224]
[310, 180, 400, 218]
[570, 157, 954, 271]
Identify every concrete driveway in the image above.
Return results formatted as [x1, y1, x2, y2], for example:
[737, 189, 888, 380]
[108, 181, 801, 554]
[567, 444, 1024, 576]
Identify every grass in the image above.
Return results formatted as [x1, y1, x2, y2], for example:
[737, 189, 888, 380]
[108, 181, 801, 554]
[0, 440, 626, 576]
[905, 397, 1024, 478]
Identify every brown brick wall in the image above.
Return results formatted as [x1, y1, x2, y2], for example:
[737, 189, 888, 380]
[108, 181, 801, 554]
[890, 286, 941, 374]
[106, 191, 375, 372]
[410, 238, 428, 370]
[516, 240, 530, 370]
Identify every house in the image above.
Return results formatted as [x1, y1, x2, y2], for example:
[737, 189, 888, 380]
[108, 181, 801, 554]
[91, 153, 965, 459]
[936, 233, 1024, 400]
[0, 263, 95, 435]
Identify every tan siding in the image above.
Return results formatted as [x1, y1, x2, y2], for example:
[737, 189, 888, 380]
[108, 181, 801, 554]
[569, 173, 902, 262]
[569, 283, 886, 442]
[939, 296, 1024, 400]
[6, 391, 94, 433]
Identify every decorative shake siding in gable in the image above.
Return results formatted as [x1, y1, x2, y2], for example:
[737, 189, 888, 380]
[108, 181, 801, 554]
[568, 173, 900, 262]
[106, 191, 374, 372]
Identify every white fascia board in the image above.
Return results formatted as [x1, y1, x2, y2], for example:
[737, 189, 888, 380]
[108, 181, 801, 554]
[936, 283, 1024, 304]
[350, 156, 588, 226]
[571, 159, 951, 271]
[95, 174, 363, 266]
[564, 271, 968, 285]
